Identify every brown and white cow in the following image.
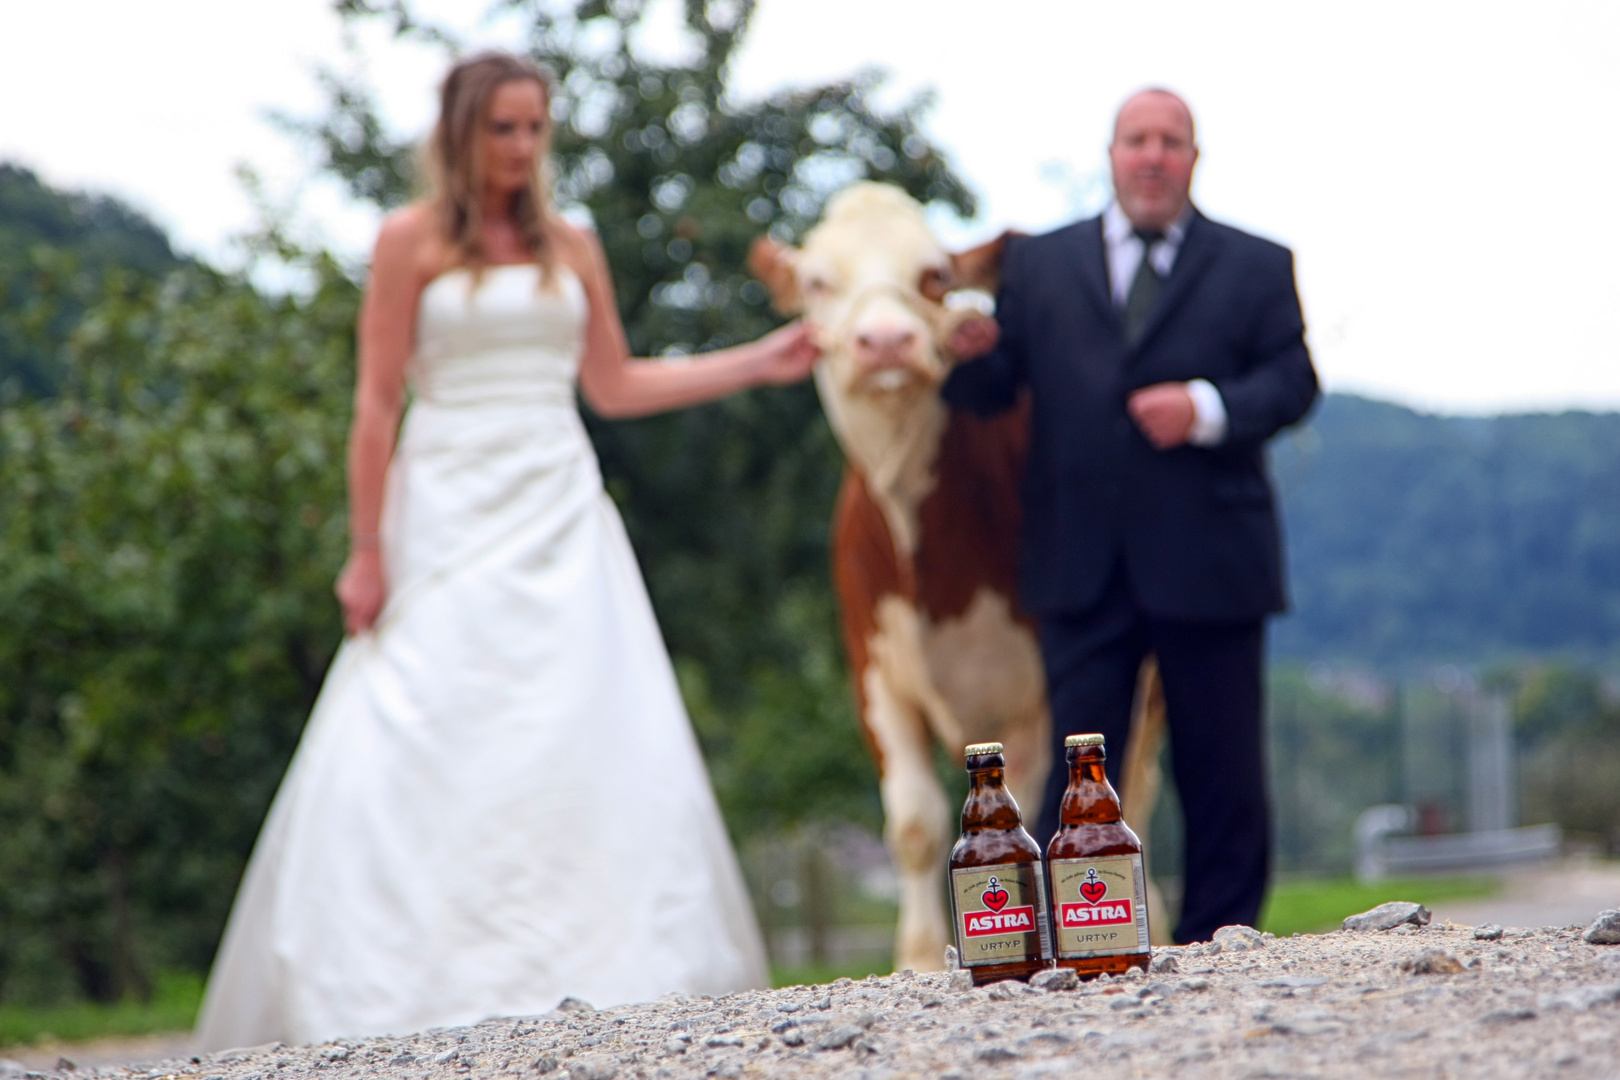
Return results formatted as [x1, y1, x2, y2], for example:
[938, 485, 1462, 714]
[751, 183, 1168, 972]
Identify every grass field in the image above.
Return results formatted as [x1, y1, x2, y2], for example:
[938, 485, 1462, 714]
[0, 875, 1503, 1048]
[0, 972, 203, 1049]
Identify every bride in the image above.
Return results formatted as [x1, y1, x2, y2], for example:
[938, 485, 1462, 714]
[196, 51, 816, 1051]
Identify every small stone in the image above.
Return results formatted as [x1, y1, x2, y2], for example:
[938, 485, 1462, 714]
[1473, 924, 1504, 941]
[1399, 948, 1465, 975]
[779, 1030, 805, 1047]
[556, 996, 595, 1013]
[533, 1055, 559, 1072]
[432, 1050, 460, 1066]
[944, 945, 960, 971]
[1029, 968, 1079, 992]
[768, 1018, 797, 1034]
[811, 995, 833, 1010]
[54, 1063, 75, 1074]
[1481, 1007, 1536, 1023]
[704, 1035, 744, 1048]
[948, 970, 974, 992]
[986, 980, 1022, 1001]
[974, 1047, 1021, 1064]
[1182, 977, 1210, 991]
[567, 1057, 617, 1080]
[1582, 910, 1620, 945]
[813, 1025, 863, 1051]
[1343, 902, 1431, 932]
[1149, 952, 1179, 974]
[1211, 925, 1267, 952]
[1538, 982, 1620, 1013]
[918, 992, 945, 1008]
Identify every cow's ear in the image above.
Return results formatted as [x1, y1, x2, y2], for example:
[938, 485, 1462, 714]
[948, 229, 1024, 295]
[747, 237, 802, 314]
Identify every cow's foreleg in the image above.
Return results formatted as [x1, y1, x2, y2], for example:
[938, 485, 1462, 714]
[862, 665, 951, 973]
[1121, 657, 1173, 944]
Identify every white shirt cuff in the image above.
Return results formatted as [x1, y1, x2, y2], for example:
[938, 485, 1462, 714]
[1186, 379, 1228, 446]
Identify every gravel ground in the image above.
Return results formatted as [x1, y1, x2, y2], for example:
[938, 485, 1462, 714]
[9, 919, 1620, 1080]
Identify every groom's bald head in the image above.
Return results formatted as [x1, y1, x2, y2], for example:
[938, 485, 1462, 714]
[1110, 89, 1199, 231]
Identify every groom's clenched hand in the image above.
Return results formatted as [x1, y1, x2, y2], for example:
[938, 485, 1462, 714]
[947, 315, 999, 361]
[1127, 382, 1197, 449]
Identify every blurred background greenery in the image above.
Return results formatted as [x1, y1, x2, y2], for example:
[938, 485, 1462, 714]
[2, 0, 1618, 1047]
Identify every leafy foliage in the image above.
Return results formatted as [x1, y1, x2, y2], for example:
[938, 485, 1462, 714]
[0, 258, 359, 1003]
[0, 0, 975, 1003]
[0, 165, 182, 397]
[303, 0, 974, 835]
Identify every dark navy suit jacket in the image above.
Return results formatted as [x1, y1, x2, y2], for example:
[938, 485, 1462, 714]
[942, 209, 1319, 621]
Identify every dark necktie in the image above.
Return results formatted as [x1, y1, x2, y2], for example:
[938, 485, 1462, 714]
[1123, 227, 1165, 346]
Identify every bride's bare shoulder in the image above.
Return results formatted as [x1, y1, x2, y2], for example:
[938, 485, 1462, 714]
[372, 203, 450, 284]
[546, 217, 605, 274]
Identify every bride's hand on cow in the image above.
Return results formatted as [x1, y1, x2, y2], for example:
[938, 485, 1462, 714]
[336, 548, 388, 634]
[948, 315, 999, 360]
[1127, 382, 1197, 449]
[749, 320, 821, 385]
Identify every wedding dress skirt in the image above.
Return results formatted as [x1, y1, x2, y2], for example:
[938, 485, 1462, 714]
[196, 265, 768, 1050]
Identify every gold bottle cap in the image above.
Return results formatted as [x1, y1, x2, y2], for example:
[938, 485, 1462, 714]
[1065, 733, 1106, 748]
[964, 741, 1004, 756]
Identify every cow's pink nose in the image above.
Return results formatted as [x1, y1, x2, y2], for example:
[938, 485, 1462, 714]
[853, 326, 920, 366]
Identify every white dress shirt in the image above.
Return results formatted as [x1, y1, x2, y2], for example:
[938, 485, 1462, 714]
[1102, 202, 1227, 446]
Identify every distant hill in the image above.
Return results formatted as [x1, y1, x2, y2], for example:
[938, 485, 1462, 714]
[1272, 394, 1620, 665]
[0, 163, 182, 394]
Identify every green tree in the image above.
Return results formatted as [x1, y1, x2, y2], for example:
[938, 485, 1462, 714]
[0, 0, 976, 1003]
[0, 164, 182, 397]
[0, 255, 359, 1003]
[306, 0, 974, 835]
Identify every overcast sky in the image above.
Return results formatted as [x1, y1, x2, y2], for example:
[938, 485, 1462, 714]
[2, 0, 1615, 415]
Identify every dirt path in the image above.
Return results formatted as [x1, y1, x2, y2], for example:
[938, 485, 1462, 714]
[6, 917, 1616, 1080]
[1433, 857, 1620, 932]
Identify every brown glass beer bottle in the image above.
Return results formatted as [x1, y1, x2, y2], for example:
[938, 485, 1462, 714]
[1045, 734, 1152, 977]
[948, 741, 1052, 984]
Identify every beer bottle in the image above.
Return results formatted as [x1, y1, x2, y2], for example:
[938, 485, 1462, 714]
[1045, 733, 1152, 977]
[948, 741, 1051, 983]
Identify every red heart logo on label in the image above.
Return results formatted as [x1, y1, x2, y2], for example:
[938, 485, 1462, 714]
[982, 886, 1010, 911]
[1079, 879, 1107, 904]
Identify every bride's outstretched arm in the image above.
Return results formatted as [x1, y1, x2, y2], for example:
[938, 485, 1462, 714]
[568, 224, 819, 419]
[335, 210, 422, 633]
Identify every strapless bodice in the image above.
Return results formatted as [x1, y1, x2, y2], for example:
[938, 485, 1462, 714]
[410, 264, 586, 406]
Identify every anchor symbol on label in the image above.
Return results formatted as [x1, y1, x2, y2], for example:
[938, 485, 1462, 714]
[1078, 866, 1107, 904]
[981, 875, 1010, 912]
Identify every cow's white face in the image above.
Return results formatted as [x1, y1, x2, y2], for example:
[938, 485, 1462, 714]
[752, 183, 965, 403]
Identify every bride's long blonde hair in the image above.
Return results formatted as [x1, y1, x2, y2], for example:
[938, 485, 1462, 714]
[423, 51, 558, 280]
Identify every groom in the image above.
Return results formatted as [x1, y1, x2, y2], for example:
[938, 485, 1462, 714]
[944, 89, 1318, 944]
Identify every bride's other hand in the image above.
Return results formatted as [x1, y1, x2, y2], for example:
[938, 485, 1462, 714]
[750, 321, 821, 385]
[336, 549, 387, 634]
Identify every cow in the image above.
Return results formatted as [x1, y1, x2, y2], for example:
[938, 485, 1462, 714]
[751, 182, 1168, 973]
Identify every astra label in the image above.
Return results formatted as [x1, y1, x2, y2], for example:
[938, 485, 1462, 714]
[949, 862, 1050, 966]
[1049, 854, 1150, 958]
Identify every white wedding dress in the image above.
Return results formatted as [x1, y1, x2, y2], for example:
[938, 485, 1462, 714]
[196, 264, 768, 1051]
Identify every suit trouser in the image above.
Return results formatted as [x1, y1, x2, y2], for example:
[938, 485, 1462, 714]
[1033, 565, 1270, 945]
